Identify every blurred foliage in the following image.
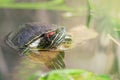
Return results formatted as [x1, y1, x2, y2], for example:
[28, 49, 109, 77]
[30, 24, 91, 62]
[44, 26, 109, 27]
[111, 18, 120, 38]
[86, 0, 93, 28]
[0, 0, 76, 11]
[88, 0, 120, 45]
[27, 74, 38, 80]
[29, 69, 112, 80]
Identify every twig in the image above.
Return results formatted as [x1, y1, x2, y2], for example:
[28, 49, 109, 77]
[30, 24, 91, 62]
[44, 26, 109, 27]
[108, 34, 120, 46]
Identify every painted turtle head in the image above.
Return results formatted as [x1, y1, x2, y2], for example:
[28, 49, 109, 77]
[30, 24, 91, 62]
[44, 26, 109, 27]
[6, 23, 72, 55]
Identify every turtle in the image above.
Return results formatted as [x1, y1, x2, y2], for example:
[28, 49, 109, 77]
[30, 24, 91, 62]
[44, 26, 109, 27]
[5, 23, 72, 69]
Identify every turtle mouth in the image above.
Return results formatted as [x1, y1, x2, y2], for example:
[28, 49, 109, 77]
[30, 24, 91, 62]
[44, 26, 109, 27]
[57, 35, 72, 50]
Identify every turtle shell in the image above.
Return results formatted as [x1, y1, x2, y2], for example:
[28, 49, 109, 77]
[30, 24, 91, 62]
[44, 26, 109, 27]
[6, 23, 57, 50]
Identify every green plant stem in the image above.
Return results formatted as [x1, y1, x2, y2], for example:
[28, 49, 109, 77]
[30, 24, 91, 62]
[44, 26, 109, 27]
[86, 0, 92, 28]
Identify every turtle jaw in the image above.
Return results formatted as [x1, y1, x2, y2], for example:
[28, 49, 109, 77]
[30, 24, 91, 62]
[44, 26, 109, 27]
[57, 34, 72, 50]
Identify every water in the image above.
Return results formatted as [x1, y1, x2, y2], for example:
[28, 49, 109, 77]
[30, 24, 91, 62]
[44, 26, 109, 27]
[0, 0, 120, 80]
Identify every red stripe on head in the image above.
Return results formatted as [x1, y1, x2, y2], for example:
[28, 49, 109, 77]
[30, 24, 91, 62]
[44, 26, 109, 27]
[46, 31, 55, 38]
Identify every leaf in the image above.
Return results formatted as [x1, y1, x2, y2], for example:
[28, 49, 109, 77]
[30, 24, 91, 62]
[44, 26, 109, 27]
[38, 69, 112, 80]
